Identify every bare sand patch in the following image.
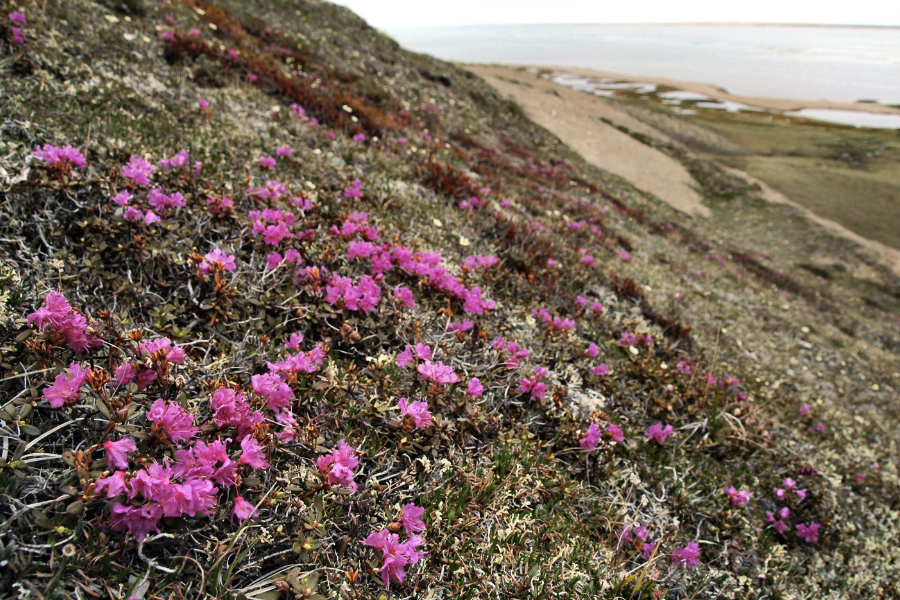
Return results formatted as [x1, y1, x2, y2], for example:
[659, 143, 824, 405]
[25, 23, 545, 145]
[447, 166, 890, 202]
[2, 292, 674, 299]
[469, 65, 710, 217]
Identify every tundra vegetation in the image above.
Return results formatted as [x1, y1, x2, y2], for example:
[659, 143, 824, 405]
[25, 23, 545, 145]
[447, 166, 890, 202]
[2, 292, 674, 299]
[0, 0, 899, 598]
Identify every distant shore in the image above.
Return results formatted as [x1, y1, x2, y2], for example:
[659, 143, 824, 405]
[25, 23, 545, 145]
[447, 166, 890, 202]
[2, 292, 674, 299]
[466, 63, 900, 116]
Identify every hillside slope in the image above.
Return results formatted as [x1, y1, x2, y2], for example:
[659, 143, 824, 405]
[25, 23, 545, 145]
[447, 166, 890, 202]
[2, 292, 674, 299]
[1, 1, 899, 599]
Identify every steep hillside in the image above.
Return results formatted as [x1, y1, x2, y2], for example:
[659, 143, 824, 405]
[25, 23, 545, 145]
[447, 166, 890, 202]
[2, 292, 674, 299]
[1, 1, 899, 599]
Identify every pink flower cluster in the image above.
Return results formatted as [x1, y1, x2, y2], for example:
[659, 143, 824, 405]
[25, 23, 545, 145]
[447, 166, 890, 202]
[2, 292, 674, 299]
[247, 179, 288, 201]
[396, 343, 432, 368]
[148, 188, 186, 213]
[398, 398, 432, 428]
[463, 255, 498, 270]
[43, 362, 90, 408]
[362, 505, 427, 589]
[533, 308, 576, 331]
[330, 211, 379, 240]
[32, 144, 86, 171]
[97, 428, 270, 541]
[250, 209, 296, 246]
[325, 274, 381, 313]
[289, 103, 318, 125]
[28, 291, 102, 353]
[343, 179, 362, 199]
[518, 366, 549, 401]
[645, 423, 674, 444]
[316, 439, 359, 491]
[491, 337, 529, 369]
[417, 361, 460, 385]
[199, 249, 237, 275]
[122, 155, 155, 186]
[726, 486, 752, 507]
[266, 248, 302, 270]
[158, 150, 190, 171]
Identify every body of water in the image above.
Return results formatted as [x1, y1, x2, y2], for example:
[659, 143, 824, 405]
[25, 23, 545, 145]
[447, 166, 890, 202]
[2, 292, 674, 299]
[387, 24, 900, 105]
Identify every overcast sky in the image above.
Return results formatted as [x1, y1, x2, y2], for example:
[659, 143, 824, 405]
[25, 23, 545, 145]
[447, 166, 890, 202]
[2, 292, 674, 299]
[334, 1, 900, 29]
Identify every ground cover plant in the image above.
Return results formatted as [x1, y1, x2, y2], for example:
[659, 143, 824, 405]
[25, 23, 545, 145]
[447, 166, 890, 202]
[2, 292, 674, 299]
[1, 0, 899, 598]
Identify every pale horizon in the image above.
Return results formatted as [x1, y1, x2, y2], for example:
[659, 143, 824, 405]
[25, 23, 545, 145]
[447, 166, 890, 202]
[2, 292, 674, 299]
[335, 0, 900, 29]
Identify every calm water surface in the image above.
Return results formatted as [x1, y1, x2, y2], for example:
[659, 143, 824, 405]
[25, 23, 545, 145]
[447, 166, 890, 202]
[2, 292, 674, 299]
[387, 24, 900, 105]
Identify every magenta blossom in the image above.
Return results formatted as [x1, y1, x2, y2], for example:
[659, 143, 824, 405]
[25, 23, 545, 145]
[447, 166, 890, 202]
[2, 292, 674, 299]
[671, 542, 700, 568]
[239, 435, 269, 470]
[401, 503, 426, 534]
[43, 362, 90, 408]
[147, 399, 198, 443]
[466, 377, 483, 397]
[28, 291, 101, 353]
[232, 496, 258, 522]
[276, 146, 292, 157]
[199, 249, 236, 275]
[796, 522, 820, 543]
[109, 502, 162, 543]
[591, 364, 609, 377]
[316, 439, 359, 491]
[606, 423, 625, 442]
[32, 144, 86, 171]
[725, 486, 752, 507]
[104, 437, 137, 471]
[581, 423, 601, 451]
[9, 11, 26, 25]
[587, 343, 599, 358]
[417, 360, 460, 385]
[360, 529, 425, 589]
[645, 423, 674, 444]
[398, 397, 432, 429]
[122, 155, 154, 186]
[394, 286, 415, 308]
[259, 155, 276, 169]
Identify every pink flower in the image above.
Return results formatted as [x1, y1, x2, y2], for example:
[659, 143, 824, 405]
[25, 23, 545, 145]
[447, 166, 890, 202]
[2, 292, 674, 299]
[11, 26, 24, 44]
[591, 363, 609, 377]
[783, 477, 796, 489]
[259, 155, 276, 169]
[398, 398, 432, 429]
[94, 471, 128, 498]
[198, 98, 209, 109]
[109, 502, 162, 542]
[276, 146, 292, 157]
[401, 503, 426, 534]
[158, 150, 190, 171]
[239, 435, 269, 470]
[671, 541, 700, 568]
[137, 337, 185, 364]
[252, 373, 294, 413]
[466, 377, 483, 397]
[9, 11, 26, 25]
[725, 486, 752, 507]
[285, 332, 304, 350]
[147, 188, 185, 211]
[326, 130, 336, 140]
[618, 249, 631, 262]
[581, 423, 601, 451]
[199, 248, 236, 275]
[353, 133, 366, 142]
[360, 529, 425, 589]
[266, 252, 283, 269]
[122, 155, 154, 186]
[645, 423, 674, 444]
[144, 210, 161, 225]
[677, 361, 691, 375]
[799, 403, 811, 416]
[232, 496, 258, 521]
[147, 399, 198, 443]
[316, 439, 358, 491]
[587, 343, 599, 358]
[104, 437, 137, 470]
[448, 320, 474, 333]
[123, 206, 143, 222]
[247, 73, 258, 83]
[394, 286, 415, 309]
[32, 144, 86, 170]
[112, 190, 133, 205]
[43, 362, 90, 408]
[796, 489, 807, 501]
[772, 519, 789, 534]
[774, 488, 785, 500]
[113, 362, 138, 387]
[188, 28, 200, 36]
[417, 360, 460, 384]
[606, 423, 625, 442]
[28, 291, 101, 353]
[796, 522, 820, 543]
[642, 541, 658, 559]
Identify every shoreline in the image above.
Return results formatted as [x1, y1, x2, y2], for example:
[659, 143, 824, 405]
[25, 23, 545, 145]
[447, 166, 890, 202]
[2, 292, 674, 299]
[462, 62, 900, 116]
[467, 64, 900, 277]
